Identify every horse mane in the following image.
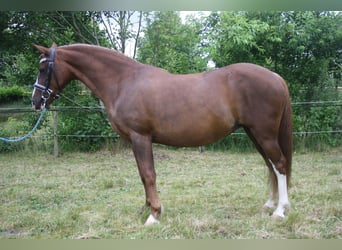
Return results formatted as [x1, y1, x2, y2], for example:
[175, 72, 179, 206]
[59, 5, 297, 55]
[59, 43, 138, 66]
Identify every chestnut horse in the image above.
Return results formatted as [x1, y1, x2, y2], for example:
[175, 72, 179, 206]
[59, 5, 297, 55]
[32, 43, 292, 225]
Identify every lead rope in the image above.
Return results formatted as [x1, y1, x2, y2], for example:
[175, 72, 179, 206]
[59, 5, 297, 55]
[0, 108, 47, 143]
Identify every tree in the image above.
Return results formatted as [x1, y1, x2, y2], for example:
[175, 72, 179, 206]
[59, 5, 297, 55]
[0, 12, 115, 152]
[137, 11, 207, 74]
[205, 11, 270, 68]
[96, 11, 143, 58]
[206, 11, 342, 148]
[207, 11, 342, 101]
[0, 12, 109, 88]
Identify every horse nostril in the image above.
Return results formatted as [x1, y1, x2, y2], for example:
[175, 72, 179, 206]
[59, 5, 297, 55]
[32, 99, 40, 109]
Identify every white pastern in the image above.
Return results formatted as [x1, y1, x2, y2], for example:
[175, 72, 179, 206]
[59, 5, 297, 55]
[263, 180, 275, 209]
[268, 159, 290, 218]
[144, 214, 160, 226]
[263, 198, 275, 209]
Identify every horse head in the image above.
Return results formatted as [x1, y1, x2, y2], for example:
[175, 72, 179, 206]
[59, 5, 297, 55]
[31, 43, 67, 111]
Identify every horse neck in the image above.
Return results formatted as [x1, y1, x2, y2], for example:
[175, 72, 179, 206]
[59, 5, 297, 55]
[60, 45, 137, 104]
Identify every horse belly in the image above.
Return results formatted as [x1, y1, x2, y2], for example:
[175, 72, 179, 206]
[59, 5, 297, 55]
[152, 113, 236, 147]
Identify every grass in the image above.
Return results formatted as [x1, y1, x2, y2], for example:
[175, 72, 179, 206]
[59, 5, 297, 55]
[0, 146, 341, 239]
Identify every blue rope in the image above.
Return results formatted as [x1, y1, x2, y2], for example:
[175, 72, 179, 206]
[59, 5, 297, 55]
[0, 108, 47, 143]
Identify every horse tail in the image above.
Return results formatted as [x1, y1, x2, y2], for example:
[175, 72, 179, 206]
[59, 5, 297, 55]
[278, 79, 293, 188]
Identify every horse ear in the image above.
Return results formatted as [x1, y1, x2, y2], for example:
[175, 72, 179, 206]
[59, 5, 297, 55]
[51, 42, 58, 48]
[33, 44, 49, 55]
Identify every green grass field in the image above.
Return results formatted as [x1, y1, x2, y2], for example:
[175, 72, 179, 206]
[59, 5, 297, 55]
[0, 147, 341, 239]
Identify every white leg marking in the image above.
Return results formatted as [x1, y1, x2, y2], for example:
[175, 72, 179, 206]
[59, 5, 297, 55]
[144, 214, 160, 226]
[264, 178, 275, 209]
[268, 159, 290, 218]
[264, 197, 275, 209]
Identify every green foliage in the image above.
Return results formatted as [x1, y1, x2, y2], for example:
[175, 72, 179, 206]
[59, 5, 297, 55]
[0, 111, 50, 153]
[137, 11, 207, 73]
[0, 11, 114, 153]
[0, 11, 341, 152]
[293, 104, 342, 150]
[0, 86, 27, 104]
[55, 82, 119, 152]
[205, 11, 342, 150]
[97, 11, 139, 53]
[206, 11, 270, 67]
[0, 12, 110, 90]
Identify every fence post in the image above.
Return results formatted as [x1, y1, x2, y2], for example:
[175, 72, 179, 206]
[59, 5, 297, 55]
[53, 110, 59, 157]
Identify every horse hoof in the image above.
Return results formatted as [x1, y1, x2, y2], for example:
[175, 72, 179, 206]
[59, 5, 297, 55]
[271, 213, 285, 219]
[144, 214, 160, 226]
[263, 204, 275, 210]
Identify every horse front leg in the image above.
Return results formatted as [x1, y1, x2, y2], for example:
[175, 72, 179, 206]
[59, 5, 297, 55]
[130, 132, 162, 225]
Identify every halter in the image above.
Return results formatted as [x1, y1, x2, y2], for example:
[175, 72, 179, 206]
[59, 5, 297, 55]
[33, 48, 60, 106]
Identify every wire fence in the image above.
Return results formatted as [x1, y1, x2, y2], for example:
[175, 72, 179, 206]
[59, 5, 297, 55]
[1, 100, 342, 139]
[1, 100, 341, 113]
[1, 100, 341, 155]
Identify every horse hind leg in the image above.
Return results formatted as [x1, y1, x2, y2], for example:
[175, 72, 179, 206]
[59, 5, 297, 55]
[244, 128, 278, 210]
[268, 158, 290, 218]
[263, 172, 277, 210]
[245, 127, 290, 218]
[259, 139, 290, 218]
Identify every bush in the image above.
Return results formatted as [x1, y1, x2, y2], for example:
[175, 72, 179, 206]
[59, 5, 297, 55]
[0, 86, 27, 104]
[57, 108, 119, 152]
[55, 81, 119, 152]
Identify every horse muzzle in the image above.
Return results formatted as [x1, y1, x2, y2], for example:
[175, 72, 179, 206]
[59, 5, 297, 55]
[32, 92, 50, 111]
[32, 83, 57, 111]
[32, 99, 46, 112]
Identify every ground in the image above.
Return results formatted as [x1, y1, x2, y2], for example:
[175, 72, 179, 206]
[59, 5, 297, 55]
[0, 146, 341, 239]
